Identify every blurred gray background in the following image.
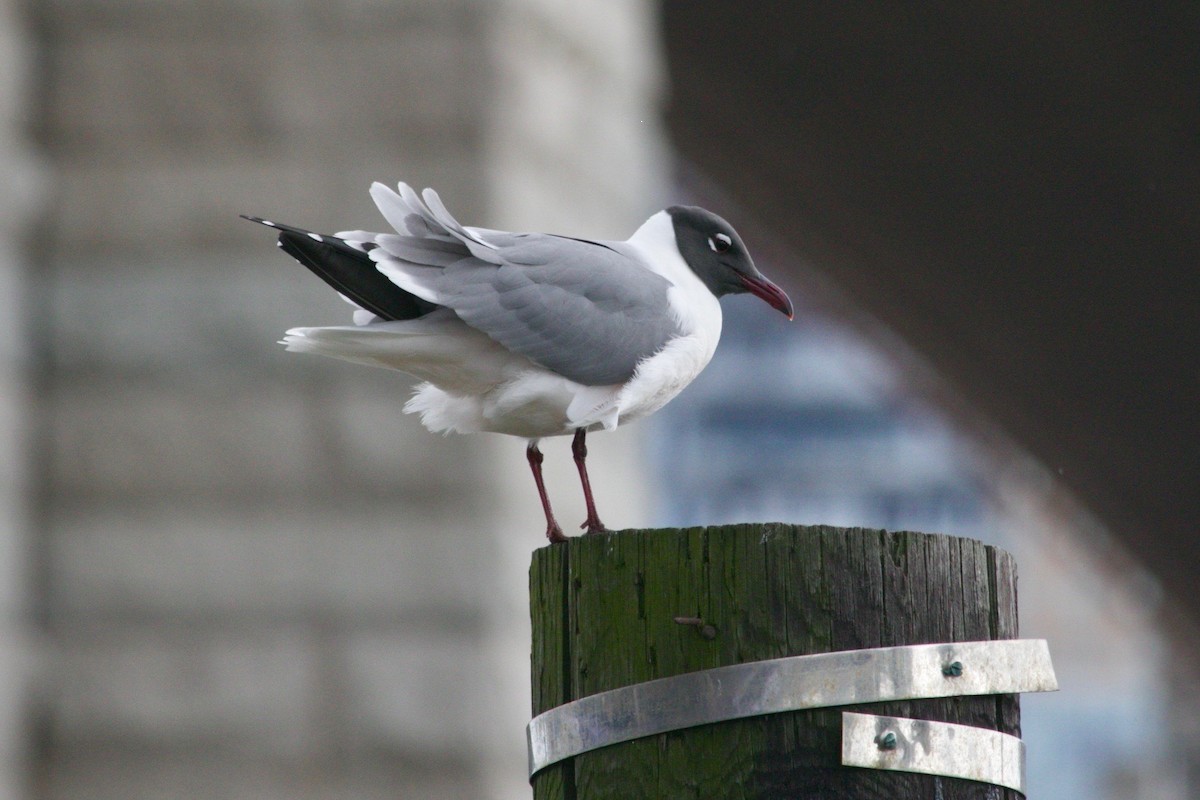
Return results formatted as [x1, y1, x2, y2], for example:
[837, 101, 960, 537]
[0, 1, 1195, 798]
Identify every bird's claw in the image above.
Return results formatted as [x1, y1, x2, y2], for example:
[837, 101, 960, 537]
[581, 519, 610, 536]
[547, 524, 568, 544]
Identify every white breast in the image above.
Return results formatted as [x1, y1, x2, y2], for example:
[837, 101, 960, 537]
[613, 211, 723, 424]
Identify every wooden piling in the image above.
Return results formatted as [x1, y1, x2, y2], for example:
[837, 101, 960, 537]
[529, 523, 1021, 799]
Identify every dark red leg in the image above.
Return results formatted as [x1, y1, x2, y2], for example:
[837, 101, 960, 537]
[572, 429, 609, 535]
[527, 442, 567, 543]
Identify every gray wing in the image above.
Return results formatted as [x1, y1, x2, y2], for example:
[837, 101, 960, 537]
[362, 183, 679, 385]
[433, 234, 679, 386]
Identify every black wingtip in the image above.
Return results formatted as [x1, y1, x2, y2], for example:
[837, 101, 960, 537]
[274, 230, 438, 322]
[243, 214, 438, 321]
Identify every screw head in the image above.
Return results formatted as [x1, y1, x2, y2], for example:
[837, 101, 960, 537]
[942, 660, 964, 677]
[673, 616, 718, 640]
[876, 731, 898, 751]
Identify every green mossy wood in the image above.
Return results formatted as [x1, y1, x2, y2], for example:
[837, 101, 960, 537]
[529, 524, 1021, 799]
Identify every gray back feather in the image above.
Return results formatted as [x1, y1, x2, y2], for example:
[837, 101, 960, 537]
[435, 235, 679, 385]
[360, 183, 680, 385]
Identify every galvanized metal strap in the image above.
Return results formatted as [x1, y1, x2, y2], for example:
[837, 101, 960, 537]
[842, 712, 1027, 793]
[527, 638, 1056, 777]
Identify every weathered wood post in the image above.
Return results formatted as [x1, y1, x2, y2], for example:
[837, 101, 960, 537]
[529, 523, 1044, 798]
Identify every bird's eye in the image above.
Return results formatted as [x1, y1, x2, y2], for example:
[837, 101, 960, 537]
[708, 233, 733, 253]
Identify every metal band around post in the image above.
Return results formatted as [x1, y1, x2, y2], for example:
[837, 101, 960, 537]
[842, 712, 1027, 793]
[527, 638, 1056, 777]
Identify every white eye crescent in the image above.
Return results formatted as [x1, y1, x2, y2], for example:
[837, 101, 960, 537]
[708, 233, 732, 253]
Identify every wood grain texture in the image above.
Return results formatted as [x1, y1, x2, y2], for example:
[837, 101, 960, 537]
[530, 524, 1021, 799]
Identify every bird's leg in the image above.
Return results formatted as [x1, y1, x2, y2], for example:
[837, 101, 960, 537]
[572, 429, 609, 535]
[527, 442, 567, 543]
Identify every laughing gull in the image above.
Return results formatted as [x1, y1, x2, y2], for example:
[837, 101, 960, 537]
[244, 181, 792, 542]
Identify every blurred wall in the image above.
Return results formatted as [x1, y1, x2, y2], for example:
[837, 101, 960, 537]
[1, 1, 40, 797]
[20, 1, 666, 798]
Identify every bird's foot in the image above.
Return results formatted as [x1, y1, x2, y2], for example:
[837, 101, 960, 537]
[546, 523, 569, 544]
[580, 518, 610, 536]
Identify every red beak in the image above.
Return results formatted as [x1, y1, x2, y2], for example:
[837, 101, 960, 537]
[740, 274, 794, 320]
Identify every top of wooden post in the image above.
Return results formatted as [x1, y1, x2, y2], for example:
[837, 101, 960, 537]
[530, 523, 1022, 799]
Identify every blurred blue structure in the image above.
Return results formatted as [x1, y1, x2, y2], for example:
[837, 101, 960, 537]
[650, 297, 990, 542]
[648, 292, 1176, 799]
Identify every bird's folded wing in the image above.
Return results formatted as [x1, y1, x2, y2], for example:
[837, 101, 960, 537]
[386, 234, 680, 386]
[362, 183, 683, 387]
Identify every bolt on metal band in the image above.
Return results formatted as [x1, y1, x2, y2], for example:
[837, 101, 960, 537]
[527, 638, 1056, 777]
[842, 712, 1027, 793]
